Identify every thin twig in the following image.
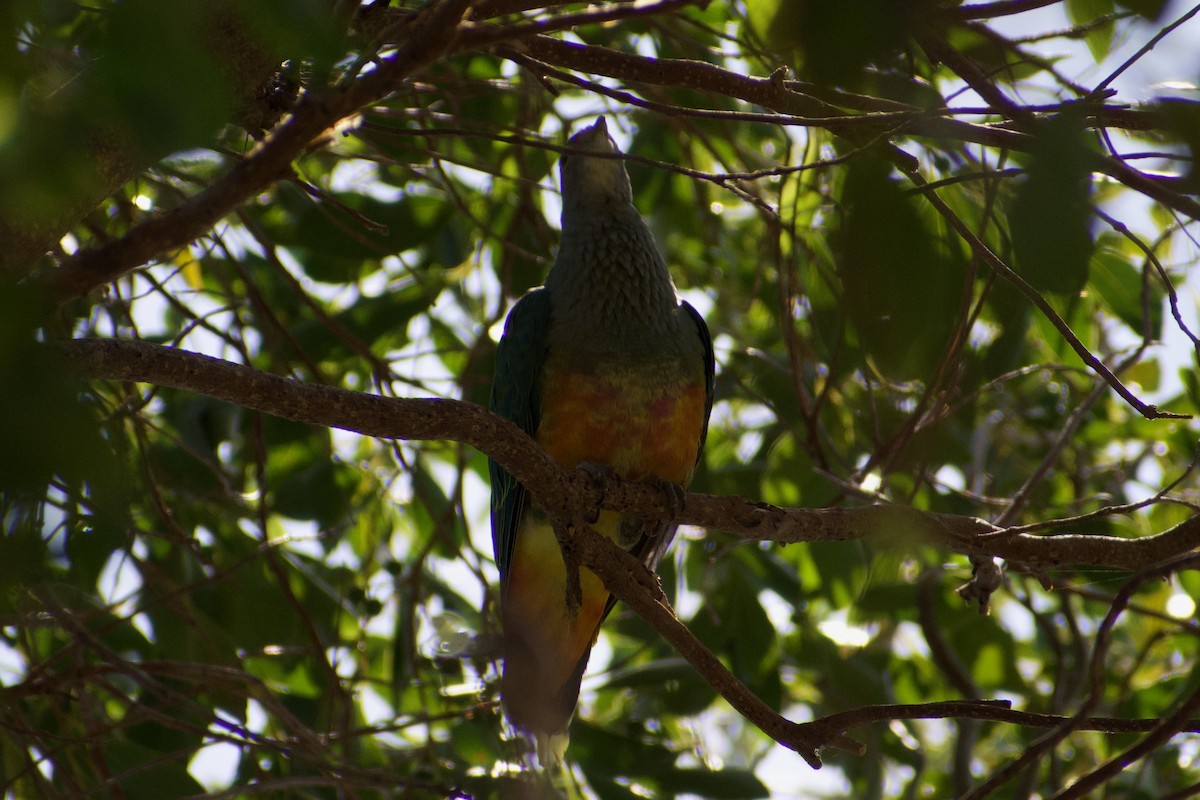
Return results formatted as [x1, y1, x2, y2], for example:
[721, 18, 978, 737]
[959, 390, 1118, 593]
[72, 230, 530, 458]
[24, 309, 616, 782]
[894, 155, 1190, 421]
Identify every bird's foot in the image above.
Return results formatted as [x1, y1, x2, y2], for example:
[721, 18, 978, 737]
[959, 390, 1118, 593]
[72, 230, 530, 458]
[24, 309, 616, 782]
[645, 474, 687, 522]
[957, 555, 1003, 615]
[574, 460, 616, 524]
[551, 520, 584, 618]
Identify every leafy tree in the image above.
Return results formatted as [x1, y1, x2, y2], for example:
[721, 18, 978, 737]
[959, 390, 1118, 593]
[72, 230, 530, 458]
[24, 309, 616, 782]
[3, 0, 1200, 798]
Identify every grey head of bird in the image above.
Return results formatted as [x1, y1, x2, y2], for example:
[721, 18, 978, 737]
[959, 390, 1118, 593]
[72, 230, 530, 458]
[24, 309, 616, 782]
[559, 116, 634, 211]
[547, 116, 679, 335]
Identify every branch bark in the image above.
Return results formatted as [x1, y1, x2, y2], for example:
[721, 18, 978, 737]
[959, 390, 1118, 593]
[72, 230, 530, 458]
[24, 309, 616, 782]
[35, 5, 1199, 302]
[1, 4, 288, 279]
[63, 337, 1200, 573]
[41, 0, 473, 302]
[59, 336, 1200, 765]
[566, 520, 861, 767]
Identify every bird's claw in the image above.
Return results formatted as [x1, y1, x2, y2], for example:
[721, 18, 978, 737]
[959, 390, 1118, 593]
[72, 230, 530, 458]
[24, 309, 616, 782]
[647, 475, 687, 521]
[575, 461, 615, 524]
[957, 555, 1003, 615]
[551, 520, 584, 618]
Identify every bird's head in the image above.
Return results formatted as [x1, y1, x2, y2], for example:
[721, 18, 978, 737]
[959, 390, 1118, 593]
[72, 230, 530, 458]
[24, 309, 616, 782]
[559, 116, 634, 209]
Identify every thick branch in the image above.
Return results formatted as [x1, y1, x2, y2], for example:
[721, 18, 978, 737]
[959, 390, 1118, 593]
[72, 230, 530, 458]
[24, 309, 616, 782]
[62, 338, 1200, 573]
[1, 5, 287, 279]
[60, 336, 1200, 766]
[40, 9, 1200, 301]
[43, 0, 472, 301]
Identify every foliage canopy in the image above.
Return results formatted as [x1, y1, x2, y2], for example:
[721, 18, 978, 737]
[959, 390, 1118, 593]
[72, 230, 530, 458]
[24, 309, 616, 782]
[3, 0, 1200, 798]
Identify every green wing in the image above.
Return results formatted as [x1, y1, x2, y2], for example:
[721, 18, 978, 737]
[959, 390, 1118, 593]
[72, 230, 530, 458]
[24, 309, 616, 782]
[489, 289, 551, 582]
[682, 300, 716, 465]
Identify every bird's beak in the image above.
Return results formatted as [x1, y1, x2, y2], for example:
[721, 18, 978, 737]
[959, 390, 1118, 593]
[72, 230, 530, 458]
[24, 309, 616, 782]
[576, 116, 615, 154]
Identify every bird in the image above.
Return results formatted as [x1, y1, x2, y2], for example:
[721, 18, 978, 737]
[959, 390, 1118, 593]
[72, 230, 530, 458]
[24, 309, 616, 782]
[488, 116, 715, 765]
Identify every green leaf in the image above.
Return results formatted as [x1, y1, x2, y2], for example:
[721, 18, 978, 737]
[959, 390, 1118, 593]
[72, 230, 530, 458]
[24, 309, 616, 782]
[571, 719, 676, 778]
[273, 458, 357, 526]
[834, 151, 963, 380]
[101, 741, 207, 800]
[1115, 0, 1169, 18]
[91, 0, 233, 158]
[948, 25, 1045, 84]
[409, 460, 469, 558]
[660, 768, 769, 798]
[762, 432, 812, 507]
[1089, 246, 1161, 337]
[1010, 113, 1095, 297]
[0, 292, 120, 504]
[689, 548, 782, 705]
[1067, 0, 1116, 60]
[237, 0, 346, 75]
[748, 0, 923, 87]
[261, 184, 469, 282]
[0, 523, 50, 606]
[289, 277, 443, 362]
[605, 657, 717, 717]
[1157, 99, 1200, 185]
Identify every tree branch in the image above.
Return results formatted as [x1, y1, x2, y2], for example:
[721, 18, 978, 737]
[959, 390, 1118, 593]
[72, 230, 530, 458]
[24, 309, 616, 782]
[59, 336, 1200, 767]
[566, 520, 862, 767]
[936, 0, 1063, 22]
[916, 28, 1200, 221]
[963, 553, 1200, 800]
[818, 699, 1200, 736]
[39, 8, 1200, 303]
[1, 5, 290, 278]
[63, 337, 1200, 573]
[42, 0, 473, 302]
[894, 155, 1191, 422]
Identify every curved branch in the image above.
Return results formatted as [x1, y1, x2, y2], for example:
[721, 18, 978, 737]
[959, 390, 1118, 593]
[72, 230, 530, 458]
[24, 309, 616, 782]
[963, 553, 1200, 800]
[41, 10, 1200, 303]
[936, 0, 1062, 21]
[42, 0, 473, 302]
[0, 6, 289, 279]
[894, 156, 1191, 421]
[916, 28, 1200, 220]
[59, 336, 1200, 766]
[62, 338, 1200, 572]
[567, 520, 861, 767]
[499, 35, 1200, 221]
